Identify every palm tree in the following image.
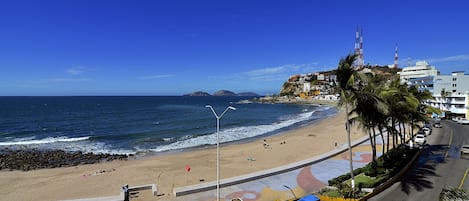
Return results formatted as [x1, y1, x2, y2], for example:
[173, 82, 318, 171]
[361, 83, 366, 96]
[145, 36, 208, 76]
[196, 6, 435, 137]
[336, 53, 359, 189]
[380, 78, 402, 151]
[349, 74, 388, 172]
[382, 78, 418, 147]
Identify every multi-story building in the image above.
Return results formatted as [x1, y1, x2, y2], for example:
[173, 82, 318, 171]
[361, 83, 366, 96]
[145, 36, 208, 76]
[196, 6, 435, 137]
[398, 61, 439, 86]
[397, 61, 469, 119]
[426, 71, 469, 119]
[407, 76, 435, 93]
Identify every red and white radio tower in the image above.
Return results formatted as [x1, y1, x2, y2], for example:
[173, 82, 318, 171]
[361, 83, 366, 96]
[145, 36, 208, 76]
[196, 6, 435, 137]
[393, 44, 399, 68]
[354, 27, 364, 68]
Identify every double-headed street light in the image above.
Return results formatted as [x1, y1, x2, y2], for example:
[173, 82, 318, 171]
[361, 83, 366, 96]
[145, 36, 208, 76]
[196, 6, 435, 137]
[205, 105, 236, 201]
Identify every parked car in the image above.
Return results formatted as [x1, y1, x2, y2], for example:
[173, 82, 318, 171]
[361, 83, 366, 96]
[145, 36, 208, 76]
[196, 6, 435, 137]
[433, 122, 442, 128]
[414, 134, 426, 145]
[424, 123, 433, 129]
[459, 118, 469, 125]
[461, 145, 469, 154]
[417, 129, 426, 137]
[422, 127, 431, 135]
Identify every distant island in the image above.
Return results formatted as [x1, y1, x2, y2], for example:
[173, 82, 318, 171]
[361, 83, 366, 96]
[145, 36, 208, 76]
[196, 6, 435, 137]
[183, 91, 212, 96]
[183, 90, 259, 97]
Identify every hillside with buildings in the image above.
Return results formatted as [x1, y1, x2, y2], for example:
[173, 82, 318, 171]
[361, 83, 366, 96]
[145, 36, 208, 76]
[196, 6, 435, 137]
[278, 60, 469, 119]
[279, 65, 400, 99]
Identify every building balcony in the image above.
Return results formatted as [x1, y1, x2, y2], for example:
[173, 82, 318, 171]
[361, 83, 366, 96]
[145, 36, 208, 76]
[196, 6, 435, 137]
[449, 107, 468, 114]
[449, 99, 467, 104]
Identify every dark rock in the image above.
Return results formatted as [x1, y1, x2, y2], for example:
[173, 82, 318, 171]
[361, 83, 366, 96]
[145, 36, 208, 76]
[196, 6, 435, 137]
[236, 92, 260, 96]
[0, 149, 129, 171]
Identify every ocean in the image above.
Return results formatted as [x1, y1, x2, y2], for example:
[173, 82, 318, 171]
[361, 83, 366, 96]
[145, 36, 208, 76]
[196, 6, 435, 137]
[0, 96, 337, 155]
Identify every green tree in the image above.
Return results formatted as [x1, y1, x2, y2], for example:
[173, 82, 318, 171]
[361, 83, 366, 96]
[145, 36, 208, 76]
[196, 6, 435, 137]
[349, 73, 388, 172]
[336, 53, 359, 189]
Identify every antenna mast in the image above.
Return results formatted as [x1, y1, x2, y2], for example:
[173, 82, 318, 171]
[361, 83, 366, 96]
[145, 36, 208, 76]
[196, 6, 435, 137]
[354, 26, 364, 68]
[394, 44, 399, 68]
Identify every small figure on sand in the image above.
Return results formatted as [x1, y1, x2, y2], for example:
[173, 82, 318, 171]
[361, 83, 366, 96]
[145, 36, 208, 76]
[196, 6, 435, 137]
[263, 139, 270, 149]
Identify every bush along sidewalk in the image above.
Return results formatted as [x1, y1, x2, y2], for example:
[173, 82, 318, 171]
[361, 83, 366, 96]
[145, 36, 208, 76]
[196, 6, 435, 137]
[319, 144, 420, 199]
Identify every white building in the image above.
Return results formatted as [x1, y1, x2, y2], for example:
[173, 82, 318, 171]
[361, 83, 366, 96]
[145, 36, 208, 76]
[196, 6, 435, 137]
[398, 61, 439, 85]
[303, 82, 311, 93]
[426, 71, 469, 119]
[317, 73, 325, 81]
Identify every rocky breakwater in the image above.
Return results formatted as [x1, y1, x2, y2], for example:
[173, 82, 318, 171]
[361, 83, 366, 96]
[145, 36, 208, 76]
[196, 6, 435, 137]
[0, 148, 130, 171]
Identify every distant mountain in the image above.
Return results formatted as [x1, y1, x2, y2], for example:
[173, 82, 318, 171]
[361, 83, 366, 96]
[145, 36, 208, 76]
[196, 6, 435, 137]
[213, 90, 236, 96]
[236, 92, 260, 96]
[183, 91, 211, 96]
[184, 90, 259, 97]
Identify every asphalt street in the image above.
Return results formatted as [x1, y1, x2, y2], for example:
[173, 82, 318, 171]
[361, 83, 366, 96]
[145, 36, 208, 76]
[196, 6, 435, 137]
[370, 120, 469, 201]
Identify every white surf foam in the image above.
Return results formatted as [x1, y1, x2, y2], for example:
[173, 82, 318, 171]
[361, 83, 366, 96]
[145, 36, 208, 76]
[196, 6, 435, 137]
[150, 110, 318, 152]
[0, 136, 91, 146]
[0, 136, 135, 155]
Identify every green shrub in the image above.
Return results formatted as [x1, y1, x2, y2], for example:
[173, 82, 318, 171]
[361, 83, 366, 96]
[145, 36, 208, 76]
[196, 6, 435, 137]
[329, 143, 419, 189]
[440, 186, 469, 201]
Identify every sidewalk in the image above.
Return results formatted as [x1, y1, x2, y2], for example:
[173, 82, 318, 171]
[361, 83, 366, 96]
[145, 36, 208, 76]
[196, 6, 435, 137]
[173, 135, 384, 201]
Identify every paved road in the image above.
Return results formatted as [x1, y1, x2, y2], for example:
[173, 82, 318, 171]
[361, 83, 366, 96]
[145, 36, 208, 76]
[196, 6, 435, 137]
[370, 120, 469, 201]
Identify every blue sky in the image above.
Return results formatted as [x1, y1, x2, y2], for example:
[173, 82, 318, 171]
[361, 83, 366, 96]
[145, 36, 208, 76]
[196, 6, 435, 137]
[1, 0, 468, 96]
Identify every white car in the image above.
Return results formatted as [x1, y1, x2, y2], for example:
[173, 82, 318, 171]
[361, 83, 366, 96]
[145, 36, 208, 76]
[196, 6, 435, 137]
[422, 127, 431, 135]
[433, 122, 442, 128]
[461, 145, 469, 154]
[458, 118, 469, 125]
[414, 134, 426, 145]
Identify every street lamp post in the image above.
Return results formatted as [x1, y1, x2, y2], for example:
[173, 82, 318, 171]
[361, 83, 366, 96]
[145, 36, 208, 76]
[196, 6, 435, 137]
[205, 105, 236, 201]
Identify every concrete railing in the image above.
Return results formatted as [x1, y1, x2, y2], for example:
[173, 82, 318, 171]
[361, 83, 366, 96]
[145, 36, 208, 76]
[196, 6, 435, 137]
[63, 184, 157, 201]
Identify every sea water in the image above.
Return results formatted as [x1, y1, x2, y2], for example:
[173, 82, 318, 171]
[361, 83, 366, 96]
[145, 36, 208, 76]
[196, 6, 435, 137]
[0, 96, 336, 155]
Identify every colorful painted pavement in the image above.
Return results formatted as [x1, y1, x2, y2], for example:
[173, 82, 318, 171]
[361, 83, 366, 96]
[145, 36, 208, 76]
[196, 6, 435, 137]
[176, 137, 384, 201]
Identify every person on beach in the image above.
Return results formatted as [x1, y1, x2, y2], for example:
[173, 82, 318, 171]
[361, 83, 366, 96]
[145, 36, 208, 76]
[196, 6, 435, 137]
[263, 139, 269, 149]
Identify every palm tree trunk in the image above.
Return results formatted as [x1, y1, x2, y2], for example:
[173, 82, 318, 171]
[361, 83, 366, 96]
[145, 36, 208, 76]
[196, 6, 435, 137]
[402, 122, 406, 144]
[380, 126, 385, 156]
[345, 103, 355, 189]
[387, 117, 394, 152]
[386, 127, 390, 152]
[392, 118, 397, 149]
[411, 119, 415, 140]
[398, 122, 403, 145]
[369, 128, 377, 173]
[371, 127, 377, 161]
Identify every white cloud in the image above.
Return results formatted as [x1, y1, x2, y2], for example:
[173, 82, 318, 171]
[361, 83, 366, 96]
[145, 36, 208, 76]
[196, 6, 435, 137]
[46, 78, 89, 83]
[244, 63, 319, 82]
[139, 74, 175, 80]
[428, 54, 469, 63]
[66, 66, 86, 75]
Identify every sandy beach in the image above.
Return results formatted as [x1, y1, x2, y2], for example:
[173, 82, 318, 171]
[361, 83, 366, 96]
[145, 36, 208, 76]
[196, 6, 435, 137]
[0, 109, 366, 201]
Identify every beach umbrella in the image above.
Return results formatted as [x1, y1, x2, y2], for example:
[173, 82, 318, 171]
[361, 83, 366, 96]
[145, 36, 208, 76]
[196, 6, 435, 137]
[298, 194, 320, 201]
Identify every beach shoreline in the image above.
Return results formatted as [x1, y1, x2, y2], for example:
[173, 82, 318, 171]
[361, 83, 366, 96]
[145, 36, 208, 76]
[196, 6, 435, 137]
[0, 107, 366, 201]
